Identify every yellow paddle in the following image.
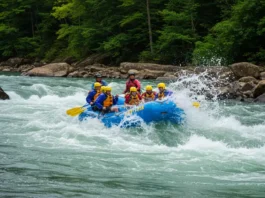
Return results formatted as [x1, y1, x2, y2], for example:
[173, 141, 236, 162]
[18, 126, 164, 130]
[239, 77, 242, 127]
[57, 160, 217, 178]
[66, 105, 88, 116]
[192, 101, 200, 108]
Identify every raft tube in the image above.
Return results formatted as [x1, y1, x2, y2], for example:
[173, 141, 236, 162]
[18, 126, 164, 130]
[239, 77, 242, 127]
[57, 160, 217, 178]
[79, 97, 185, 128]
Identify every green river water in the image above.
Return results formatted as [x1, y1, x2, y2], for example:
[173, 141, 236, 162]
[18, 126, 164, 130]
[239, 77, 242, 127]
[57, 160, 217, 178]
[1, 73, 265, 197]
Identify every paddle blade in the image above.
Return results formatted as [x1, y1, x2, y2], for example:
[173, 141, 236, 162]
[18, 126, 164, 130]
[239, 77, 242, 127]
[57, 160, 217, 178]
[66, 107, 85, 116]
[192, 102, 200, 108]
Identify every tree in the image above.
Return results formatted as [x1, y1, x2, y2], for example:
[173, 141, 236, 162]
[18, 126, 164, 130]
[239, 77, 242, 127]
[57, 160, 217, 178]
[193, 0, 265, 65]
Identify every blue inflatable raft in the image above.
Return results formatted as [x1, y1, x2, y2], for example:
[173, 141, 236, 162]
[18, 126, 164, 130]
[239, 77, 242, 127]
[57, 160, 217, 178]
[78, 97, 185, 128]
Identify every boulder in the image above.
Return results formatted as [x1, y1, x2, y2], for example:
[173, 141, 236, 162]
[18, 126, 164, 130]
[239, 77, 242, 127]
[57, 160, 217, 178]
[17, 65, 35, 72]
[128, 69, 140, 75]
[142, 69, 165, 79]
[67, 71, 81, 78]
[0, 66, 13, 72]
[217, 86, 236, 100]
[156, 76, 178, 81]
[26, 63, 70, 77]
[90, 66, 105, 73]
[240, 82, 255, 92]
[253, 80, 265, 98]
[254, 93, 265, 103]
[0, 57, 32, 67]
[194, 66, 231, 77]
[2, 68, 12, 72]
[175, 70, 195, 77]
[230, 62, 261, 78]
[242, 90, 253, 98]
[0, 87, 10, 100]
[120, 62, 181, 72]
[260, 72, 265, 80]
[219, 71, 236, 82]
[238, 76, 259, 84]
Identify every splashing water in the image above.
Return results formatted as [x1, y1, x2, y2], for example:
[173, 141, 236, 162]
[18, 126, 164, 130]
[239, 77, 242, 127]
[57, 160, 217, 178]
[1, 73, 265, 197]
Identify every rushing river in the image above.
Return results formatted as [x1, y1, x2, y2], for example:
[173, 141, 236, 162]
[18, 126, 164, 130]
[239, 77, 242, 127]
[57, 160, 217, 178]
[1, 73, 265, 197]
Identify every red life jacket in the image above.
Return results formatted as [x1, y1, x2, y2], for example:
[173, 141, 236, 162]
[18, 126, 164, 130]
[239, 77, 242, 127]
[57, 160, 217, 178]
[125, 79, 140, 93]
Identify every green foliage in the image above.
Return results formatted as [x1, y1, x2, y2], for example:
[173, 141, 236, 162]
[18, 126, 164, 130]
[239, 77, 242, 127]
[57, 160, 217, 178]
[1, 0, 265, 65]
[193, 0, 265, 65]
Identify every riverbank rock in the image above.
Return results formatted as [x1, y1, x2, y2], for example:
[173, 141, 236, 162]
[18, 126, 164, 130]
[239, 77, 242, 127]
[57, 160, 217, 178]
[0, 57, 32, 67]
[260, 72, 265, 80]
[143, 70, 166, 79]
[26, 63, 71, 77]
[194, 66, 230, 76]
[156, 76, 178, 81]
[120, 62, 182, 72]
[238, 76, 259, 84]
[217, 86, 236, 100]
[0, 87, 10, 100]
[17, 64, 35, 72]
[230, 62, 261, 79]
[253, 80, 265, 98]
[1, 67, 12, 72]
[254, 93, 265, 103]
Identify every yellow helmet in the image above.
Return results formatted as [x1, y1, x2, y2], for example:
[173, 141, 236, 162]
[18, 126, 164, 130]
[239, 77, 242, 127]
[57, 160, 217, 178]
[130, 87, 137, 92]
[157, 83, 166, 89]
[105, 86, 112, 91]
[100, 86, 106, 92]
[145, 85, 153, 91]
[94, 82, 101, 88]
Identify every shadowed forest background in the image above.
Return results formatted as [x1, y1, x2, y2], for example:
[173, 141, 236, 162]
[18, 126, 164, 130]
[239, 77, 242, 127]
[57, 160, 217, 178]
[1, 0, 265, 66]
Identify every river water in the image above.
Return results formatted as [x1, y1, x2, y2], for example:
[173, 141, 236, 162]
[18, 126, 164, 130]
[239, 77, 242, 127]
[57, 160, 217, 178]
[1, 73, 265, 197]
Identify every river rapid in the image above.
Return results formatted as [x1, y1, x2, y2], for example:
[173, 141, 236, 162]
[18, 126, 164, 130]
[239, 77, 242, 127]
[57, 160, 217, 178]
[1, 73, 265, 197]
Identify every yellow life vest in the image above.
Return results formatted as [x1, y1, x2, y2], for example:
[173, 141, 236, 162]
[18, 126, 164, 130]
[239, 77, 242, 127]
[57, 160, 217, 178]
[93, 90, 101, 101]
[142, 92, 155, 102]
[128, 94, 140, 105]
[103, 94, 113, 107]
[158, 92, 165, 100]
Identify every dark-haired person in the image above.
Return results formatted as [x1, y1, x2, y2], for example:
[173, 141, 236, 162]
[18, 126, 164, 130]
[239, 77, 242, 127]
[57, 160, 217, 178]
[123, 71, 141, 94]
[91, 73, 108, 89]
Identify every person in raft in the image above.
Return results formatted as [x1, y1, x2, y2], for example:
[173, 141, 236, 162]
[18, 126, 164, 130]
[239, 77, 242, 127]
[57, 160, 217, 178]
[141, 85, 156, 102]
[155, 83, 173, 100]
[123, 71, 141, 94]
[91, 73, 108, 89]
[86, 82, 102, 108]
[125, 87, 142, 107]
[94, 86, 119, 113]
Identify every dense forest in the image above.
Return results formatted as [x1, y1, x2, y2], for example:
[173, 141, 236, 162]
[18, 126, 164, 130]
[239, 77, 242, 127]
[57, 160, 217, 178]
[1, 0, 265, 66]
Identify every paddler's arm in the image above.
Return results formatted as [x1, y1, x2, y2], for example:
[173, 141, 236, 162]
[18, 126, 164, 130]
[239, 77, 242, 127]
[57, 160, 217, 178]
[86, 90, 95, 104]
[113, 95, 119, 105]
[94, 94, 105, 110]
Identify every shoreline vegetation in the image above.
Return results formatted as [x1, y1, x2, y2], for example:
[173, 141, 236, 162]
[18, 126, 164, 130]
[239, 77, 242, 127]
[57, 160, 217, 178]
[0, 57, 265, 103]
[1, 1, 265, 102]
[1, 1, 265, 66]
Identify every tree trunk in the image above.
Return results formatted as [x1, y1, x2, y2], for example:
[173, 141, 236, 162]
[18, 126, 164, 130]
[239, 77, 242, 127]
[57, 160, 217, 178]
[31, 10, 34, 37]
[146, 0, 153, 54]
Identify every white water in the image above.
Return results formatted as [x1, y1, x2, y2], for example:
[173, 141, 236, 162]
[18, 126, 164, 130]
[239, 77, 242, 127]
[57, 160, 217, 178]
[1, 74, 265, 197]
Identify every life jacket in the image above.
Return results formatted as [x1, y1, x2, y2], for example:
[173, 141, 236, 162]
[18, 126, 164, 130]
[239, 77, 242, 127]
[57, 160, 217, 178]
[157, 91, 165, 100]
[93, 90, 101, 101]
[103, 94, 113, 107]
[142, 92, 155, 102]
[128, 94, 140, 105]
